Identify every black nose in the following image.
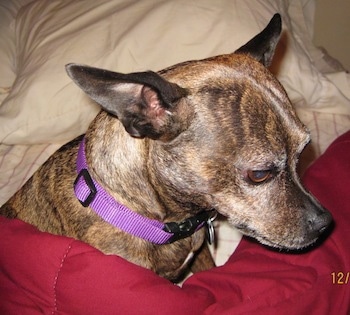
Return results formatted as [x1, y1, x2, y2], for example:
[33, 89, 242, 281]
[308, 211, 332, 234]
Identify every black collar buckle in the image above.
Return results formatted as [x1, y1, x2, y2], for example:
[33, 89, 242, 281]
[163, 210, 217, 244]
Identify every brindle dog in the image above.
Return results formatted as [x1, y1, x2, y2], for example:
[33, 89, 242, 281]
[1, 14, 332, 281]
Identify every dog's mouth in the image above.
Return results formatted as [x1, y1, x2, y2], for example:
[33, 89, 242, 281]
[233, 223, 330, 251]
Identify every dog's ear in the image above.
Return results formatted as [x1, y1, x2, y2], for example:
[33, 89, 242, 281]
[66, 64, 188, 139]
[235, 13, 282, 67]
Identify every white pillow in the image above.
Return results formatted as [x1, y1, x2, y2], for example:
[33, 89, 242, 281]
[0, 0, 349, 144]
[0, 0, 33, 103]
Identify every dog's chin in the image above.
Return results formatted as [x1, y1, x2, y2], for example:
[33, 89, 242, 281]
[234, 225, 319, 251]
[255, 234, 319, 251]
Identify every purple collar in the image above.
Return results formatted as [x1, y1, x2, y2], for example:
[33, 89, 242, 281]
[73, 138, 216, 244]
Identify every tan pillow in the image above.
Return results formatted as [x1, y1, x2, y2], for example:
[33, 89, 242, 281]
[1, 0, 349, 144]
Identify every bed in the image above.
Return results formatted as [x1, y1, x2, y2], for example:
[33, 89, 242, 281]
[0, 1, 349, 312]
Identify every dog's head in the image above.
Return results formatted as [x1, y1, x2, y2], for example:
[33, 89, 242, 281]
[66, 14, 332, 250]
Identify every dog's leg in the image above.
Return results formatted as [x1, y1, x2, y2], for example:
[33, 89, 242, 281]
[0, 204, 17, 219]
[190, 243, 215, 273]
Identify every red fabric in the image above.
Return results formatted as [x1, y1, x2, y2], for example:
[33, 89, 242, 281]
[1, 131, 350, 314]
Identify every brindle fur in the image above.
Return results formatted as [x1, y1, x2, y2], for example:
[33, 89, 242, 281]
[0, 15, 332, 281]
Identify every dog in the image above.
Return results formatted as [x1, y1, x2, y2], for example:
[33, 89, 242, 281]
[0, 14, 332, 281]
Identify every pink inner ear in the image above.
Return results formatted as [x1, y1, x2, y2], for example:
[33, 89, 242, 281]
[141, 86, 166, 118]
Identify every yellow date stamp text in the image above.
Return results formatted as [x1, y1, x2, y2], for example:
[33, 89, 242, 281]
[331, 272, 350, 285]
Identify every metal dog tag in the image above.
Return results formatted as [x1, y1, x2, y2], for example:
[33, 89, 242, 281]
[206, 212, 217, 245]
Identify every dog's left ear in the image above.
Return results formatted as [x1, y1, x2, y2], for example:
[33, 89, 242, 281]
[66, 64, 188, 140]
[235, 13, 282, 67]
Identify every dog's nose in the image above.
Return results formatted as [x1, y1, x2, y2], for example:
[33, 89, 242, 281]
[307, 210, 332, 234]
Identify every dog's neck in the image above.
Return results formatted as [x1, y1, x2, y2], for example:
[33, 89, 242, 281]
[83, 112, 202, 222]
[85, 111, 166, 220]
[75, 135, 216, 244]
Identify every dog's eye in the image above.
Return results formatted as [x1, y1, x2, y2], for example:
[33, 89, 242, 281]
[247, 170, 272, 184]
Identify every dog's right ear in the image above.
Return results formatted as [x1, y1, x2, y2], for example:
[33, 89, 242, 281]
[66, 64, 188, 140]
[235, 13, 282, 67]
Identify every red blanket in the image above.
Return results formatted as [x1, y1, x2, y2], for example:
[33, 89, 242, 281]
[1, 131, 350, 314]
